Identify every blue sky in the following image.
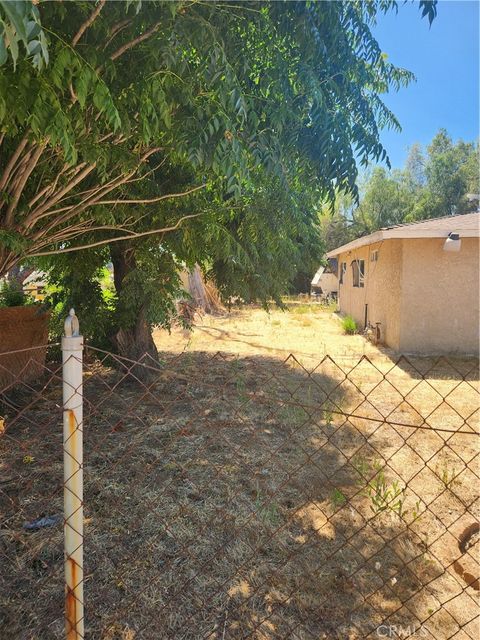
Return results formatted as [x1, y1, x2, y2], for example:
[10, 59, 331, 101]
[372, 0, 479, 169]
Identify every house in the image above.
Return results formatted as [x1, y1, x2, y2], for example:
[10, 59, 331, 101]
[310, 260, 338, 299]
[22, 270, 47, 302]
[326, 212, 480, 354]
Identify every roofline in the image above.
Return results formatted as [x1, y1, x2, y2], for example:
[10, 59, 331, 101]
[326, 216, 480, 257]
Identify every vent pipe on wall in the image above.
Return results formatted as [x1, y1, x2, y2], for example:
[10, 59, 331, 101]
[443, 232, 461, 252]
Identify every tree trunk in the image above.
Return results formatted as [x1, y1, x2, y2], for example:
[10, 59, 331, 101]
[110, 244, 159, 380]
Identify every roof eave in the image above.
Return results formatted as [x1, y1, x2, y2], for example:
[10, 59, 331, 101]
[326, 227, 480, 257]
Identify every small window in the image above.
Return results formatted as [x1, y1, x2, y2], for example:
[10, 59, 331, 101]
[352, 259, 365, 288]
[370, 250, 378, 262]
[339, 262, 346, 284]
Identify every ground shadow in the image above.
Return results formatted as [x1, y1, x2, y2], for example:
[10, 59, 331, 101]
[0, 350, 475, 639]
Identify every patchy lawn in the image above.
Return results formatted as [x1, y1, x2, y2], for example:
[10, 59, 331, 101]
[153, 302, 387, 366]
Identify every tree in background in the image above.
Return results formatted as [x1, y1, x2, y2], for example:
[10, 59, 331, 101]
[344, 129, 479, 236]
[317, 191, 355, 254]
[351, 167, 414, 234]
[422, 129, 479, 218]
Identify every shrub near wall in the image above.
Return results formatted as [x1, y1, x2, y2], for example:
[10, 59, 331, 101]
[0, 306, 49, 389]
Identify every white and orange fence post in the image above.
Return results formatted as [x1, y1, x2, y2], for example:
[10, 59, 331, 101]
[62, 309, 84, 639]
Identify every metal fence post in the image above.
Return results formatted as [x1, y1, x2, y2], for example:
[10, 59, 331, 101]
[62, 309, 84, 640]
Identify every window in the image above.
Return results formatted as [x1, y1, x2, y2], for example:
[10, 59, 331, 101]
[370, 250, 379, 262]
[352, 259, 365, 288]
[339, 262, 346, 284]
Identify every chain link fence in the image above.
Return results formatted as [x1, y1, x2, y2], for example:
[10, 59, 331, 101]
[0, 332, 479, 639]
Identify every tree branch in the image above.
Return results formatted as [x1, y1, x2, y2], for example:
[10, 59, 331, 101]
[27, 146, 165, 232]
[109, 21, 163, 61]
[24, 163, 97, 228]
[27, 213, 204, 257]
[72, 0, 106, 47]
[0, 134, 29, 192]
[94, 183, 207, 205]
[4, 142, 47, 226]
[103, 18, 132, 50]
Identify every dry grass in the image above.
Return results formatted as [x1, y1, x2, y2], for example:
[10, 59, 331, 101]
[153, 302, 385, 366]
[0, 303, 479, 639]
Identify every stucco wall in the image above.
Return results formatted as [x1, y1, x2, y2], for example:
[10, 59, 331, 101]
[399, 237, 479, 354]
[336, 236, 479, 354]
[337, 240, 402, 350]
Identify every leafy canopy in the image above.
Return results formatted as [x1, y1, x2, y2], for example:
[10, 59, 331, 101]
[0, 0, 436, 279]
[322, 129, 479, 240]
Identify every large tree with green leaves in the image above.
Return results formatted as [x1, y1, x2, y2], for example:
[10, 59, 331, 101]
[0, 0, 437, 275]
[1, 0, 438, 362]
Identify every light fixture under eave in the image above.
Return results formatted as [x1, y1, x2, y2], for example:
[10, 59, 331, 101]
[444, 232, 461, 252]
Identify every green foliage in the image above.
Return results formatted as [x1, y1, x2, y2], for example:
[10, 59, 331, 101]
[0, 277, 31, 307]
[330, 488, 347, 509]
[317, 191, 356, 252]
[348, 129, 479, 236]
[435, 459, 458, 488]
[112, 244, 184, 333]
[364, 468, 406, 517]
[0, 0, 439, 348]
[0, 0, 437, 281]
[342, 315, 357, 335]
[42, 250, 115, 347]
[353, 456, 422, 522]
[0, 0, 48, 70]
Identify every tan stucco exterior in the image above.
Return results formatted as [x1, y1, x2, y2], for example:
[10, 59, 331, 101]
[336, 237, 480, 355]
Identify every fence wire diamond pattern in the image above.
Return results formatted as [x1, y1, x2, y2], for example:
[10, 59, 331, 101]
[0, 345, 479, 639]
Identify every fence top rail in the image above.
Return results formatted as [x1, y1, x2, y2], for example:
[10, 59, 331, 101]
[0, 342, 58, 357]
[85, 344, 480, 374]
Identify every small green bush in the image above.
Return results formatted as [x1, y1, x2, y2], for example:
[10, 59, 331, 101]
[0, 279, 31, 307]
[342, 315, 357, 335]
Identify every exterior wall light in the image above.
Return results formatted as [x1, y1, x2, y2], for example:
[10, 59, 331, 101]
[443, 232, 461, 252]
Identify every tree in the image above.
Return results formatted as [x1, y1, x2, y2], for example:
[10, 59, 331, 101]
[351, 167, 414, 234]
[424, 129, 479, 216]
[0, 0, 437, 278]
[404, 142, 426, 192]
[317, 191, 355, 253]
[344, 129, 479, 235]
[1, 0, 437, 363]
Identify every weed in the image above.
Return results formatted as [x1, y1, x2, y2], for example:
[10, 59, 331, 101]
[255, 484, 280, 525]
[342, 315, 357, 335]
[320, 300, 338, 313]
[23, 455, 35, 464]
[330, 488, 347, 509]
[323, 402, 334, 425]
[291, 304, 313, 315]
[280, 404, 309, 428]
[365, 469, 406, 517]
[352, 455, 371, 480]
[354, 458, 409, 519]
[435, 460, 457, 488]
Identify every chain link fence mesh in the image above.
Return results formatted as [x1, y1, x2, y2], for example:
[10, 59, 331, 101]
[0, 345, 478, 639]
